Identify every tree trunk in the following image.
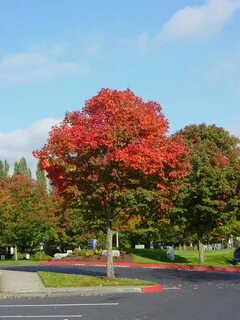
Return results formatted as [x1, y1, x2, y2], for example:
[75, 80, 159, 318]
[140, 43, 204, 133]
[183, 243, 187, 251]
[106, 227, 115, 278]
[14, 245, 18, 262]
[198, 238, 205, 264]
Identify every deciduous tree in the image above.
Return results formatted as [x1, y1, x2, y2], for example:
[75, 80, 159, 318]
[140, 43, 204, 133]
[34, 89, 189, 277]
[0, 175, 58, 258]
[172, 124, 240, 264]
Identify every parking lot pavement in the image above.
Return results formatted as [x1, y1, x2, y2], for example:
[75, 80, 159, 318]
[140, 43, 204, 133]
[0, 301, 119, 319]
[1, 264, 240, 319]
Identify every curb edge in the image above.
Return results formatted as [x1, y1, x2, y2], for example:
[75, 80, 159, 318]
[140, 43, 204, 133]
[141, 284, 163, 293]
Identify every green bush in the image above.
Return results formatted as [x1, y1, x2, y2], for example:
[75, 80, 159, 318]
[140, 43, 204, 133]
[82, 249, 95, 257]
[70, 248, 103, 257]
[10, 252, 25, 260]
[94, 248, 103, 255]
[72, 248, 81, 256]
[30, 251, 52, 261]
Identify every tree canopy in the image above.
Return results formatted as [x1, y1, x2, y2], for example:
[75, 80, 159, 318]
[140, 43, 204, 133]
[0, 160, 10, 179]
[14, 157, 32, 178]
[0, 174, 58, 253]
[172, 124, 240, 263]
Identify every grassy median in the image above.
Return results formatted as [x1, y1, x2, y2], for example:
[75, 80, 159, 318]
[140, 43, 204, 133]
[38, 271, 155, 288]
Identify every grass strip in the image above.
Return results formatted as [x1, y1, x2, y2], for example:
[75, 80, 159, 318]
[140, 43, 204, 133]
[0, 260, 42, 267]
[38, 271, 155, 288]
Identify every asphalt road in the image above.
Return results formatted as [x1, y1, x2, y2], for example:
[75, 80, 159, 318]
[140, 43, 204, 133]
[1, 265, 240, 319]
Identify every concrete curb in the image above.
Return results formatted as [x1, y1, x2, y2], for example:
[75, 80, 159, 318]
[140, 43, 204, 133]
[42, 260, 240, 273]
[0, 284, 163, 298]
[0, 271, 3, 298]
[141, 284, 163, 293]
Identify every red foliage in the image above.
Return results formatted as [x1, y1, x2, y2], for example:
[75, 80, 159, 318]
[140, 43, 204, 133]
[34, 89, 190, 220]
[212, 152, 230, 168]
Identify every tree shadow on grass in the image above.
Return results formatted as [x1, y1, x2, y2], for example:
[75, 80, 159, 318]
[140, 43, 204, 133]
[225, 258, 234, 265]
[131, 249, 189, 264]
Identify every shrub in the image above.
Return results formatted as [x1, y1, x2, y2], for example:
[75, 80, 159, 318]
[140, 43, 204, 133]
[94, 248, 103, 255]
[30, 251, 52, 261]
[72, 248, 81, 256]
[82, 249, 95, 257]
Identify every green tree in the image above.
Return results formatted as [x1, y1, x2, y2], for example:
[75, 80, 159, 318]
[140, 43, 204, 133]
[0, 175, 58, 258]
[14, 157, 32, 178]
[0, 160, 10, 179]
[36, 162, 47, 189]
[53, 200, 96, 252]
[172, 124, 240, 264]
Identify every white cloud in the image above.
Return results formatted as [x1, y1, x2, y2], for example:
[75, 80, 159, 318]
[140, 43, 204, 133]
[124, 1, 240, 54]
[0, 118, 61, 174]
[159, 0, 240, 43]
[0, 51, 90, 85]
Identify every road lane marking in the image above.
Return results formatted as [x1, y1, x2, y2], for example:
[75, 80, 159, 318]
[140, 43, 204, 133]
[0, 303, 119, 308]
[0, 316, 82, 318]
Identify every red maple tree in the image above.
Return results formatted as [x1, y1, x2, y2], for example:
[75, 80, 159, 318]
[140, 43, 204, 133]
[34, 89, 189, 277]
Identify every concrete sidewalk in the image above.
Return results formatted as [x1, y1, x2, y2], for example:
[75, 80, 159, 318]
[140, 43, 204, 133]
[0, 270, 162, 298]
[0, 270, 45, 294]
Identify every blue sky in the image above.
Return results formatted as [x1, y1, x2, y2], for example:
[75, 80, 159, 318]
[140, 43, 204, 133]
[0, 0, 240, 170]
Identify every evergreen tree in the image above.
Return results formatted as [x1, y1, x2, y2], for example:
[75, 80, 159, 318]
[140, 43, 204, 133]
[14, 157, 32, 178]
[3, 160, 10, 177]
[0, 160, 10, 179]
[36, 162, 47, 188]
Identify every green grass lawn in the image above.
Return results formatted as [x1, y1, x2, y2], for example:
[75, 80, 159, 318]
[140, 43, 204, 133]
[131, 248, 234, 267]
[0, 260, 43, 267]
[38, 272, 155, 288]
[0, 249, 235, 268]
